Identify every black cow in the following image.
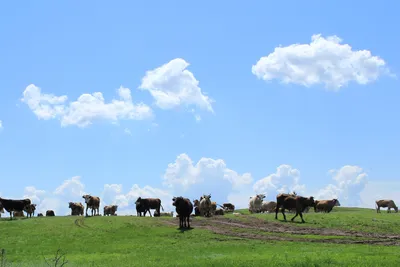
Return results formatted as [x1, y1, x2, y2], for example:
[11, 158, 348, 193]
[0, 197, 31, 220]
[135, 197, 164, 217]
[172, 196, 193, 228]
[46, 210, 55, 216]
[136, 202, 147, 217]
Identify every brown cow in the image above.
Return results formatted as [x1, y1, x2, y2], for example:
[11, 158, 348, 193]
[314, 199, 341, 213]
[376, 199, 398, 213]
[24, 204, 37, 218]
[135, 197, 164, 217]
[13, 211, 25, 217]
[82, 195, 100, 216]
[199, 194, 212, 217]
[104, 205, 118, 216]
[0, 197, 31, 220]
[172, 196, 193, 228]
[275, 193, 315, 223]
[69, 202, 84, 216]
[46, 210, 55, 216]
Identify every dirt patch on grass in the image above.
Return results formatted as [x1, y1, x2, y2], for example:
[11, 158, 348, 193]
[163, 216, 400, 246]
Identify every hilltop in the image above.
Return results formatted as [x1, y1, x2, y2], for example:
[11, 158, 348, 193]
[1, 207, 400, 266]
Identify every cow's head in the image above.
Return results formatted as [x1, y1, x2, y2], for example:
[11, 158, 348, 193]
[135, 197, 142, 205]
[193, 199, 199, 207]
[112, 205, 118, 212]
[69, 202, 74, 208]
[306, 196, 315, 207]
[82, 195, 92, 203]
[202, 194, 211, 200]
[333, 199, 341, 207]
[257, 194, 266, 200]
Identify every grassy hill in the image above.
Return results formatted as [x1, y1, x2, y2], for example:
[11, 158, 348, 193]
[1, 207, 400, 266]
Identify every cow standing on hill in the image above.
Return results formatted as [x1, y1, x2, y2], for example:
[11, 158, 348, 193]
[199, 194, 212, 217]
[135, 197, 164, 217]
[376, 199, 398, 213]
[24, 204, 37, 218]
[104, 205, 118, 216]
[0, 197, 31, 220]
[275, 193, 315, 223]
[172, 196, 193, 228]
[46, 210, 55, 216]
[82, 194, 101, 216]
[69, 202, 84, 216]
[314, 199, 340, 213]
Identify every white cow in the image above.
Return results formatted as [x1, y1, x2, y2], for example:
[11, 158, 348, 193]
[199, 194, 212, 217]
[248, 194, 266, 213]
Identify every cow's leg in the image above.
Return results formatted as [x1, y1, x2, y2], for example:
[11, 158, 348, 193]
[85, 206, 89, 216]
[299, 212, 305, 223]
[275, 204, 280, 220]
[148, 209, 152, 217]
[387, 207, 391, 213]
[280, 208, 287, 221]
[291, 211, 299, 222]
[9, 211, 12, 220]
[187, 216, 190, 228]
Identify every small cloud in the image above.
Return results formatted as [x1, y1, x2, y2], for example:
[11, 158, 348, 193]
[0, 120, 3, 130]
[195, 115, 201, 122]
[124, 128, 132, 135]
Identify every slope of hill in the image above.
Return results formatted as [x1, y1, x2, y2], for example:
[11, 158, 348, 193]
[1, 207, 400, 266]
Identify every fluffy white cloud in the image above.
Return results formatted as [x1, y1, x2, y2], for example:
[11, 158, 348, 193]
[139, 58, 214, 114]
[252, 34, 389, 90]
[21, 84, 153, 127]
[316, 165, 368, 207]
[253, 164, 306, 197]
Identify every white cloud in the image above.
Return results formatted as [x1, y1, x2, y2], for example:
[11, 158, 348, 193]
[316, 165, 368, 207]
[21, 84, 153, 128]
[253, 164, 306, 198]
[139, 58, 214, 113]
[0, 120, 3, 130]
[252, 34, 390, 90]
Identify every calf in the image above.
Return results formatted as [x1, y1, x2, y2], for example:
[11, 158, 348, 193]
[37, 213, 44, 217]
[172, 196, 193, 228]
[314, 199, 340, 213]
[104, 205, 118, 216]
[0, 197, 31, 220]
[82, 195, 101, 216]
[46, 210, 55, 216]
[135, 197, 164, 217]
[376, 199, 398, 213]
[13, 211, 24, 217]
[275, 193, 315, 223]
[24, 204, 37, 218]
[248, 194, 265, 213]
[69, 202, 84, 216]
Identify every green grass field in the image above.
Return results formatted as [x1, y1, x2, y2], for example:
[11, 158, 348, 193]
[1, 207, 400, 267]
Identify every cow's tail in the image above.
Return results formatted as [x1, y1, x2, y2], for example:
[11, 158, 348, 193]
[160, 204, 164, 211]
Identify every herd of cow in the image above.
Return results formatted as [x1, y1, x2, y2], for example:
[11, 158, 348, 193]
[0, 192, 398, 229]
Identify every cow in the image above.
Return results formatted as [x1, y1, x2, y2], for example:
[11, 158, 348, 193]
[199, 194, 212, 217]
[69, 202, 84, 216]
[193, 199, 201, 216]
[211, 202, 217, 215]
[104, 205, 118, 216]
[136, 202, 146, 217]
[314, 199, 341, 213]
[172, 196, 193, 228]
[214, 208, 225, 215]
[82, 195, 100, 216]
[275, 193, 315, 223]
[37, 213, 43, 217]
[24, 204, 37, 218]
[135, 197, 164, 217]
[376, 199, 398, 213]
[222, 203, 235, 212]
[13, 211, 25, 217]
[0, 197, 31, 220]
[260, 201, 277, 213]
[46, 210, 55, 216]
[248, 194, 265, 213]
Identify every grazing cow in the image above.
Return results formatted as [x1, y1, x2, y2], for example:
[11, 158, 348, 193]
[199, 194, 212, 217]
[46, 210, 55, 216]
[69, 202, 84, 216]
[82, 195, 100, 216]
[172, 196, 193, 228]
[104, 205, 118, 216]
[37, 213, 43, 217]
[193, 199, 201, 216]
[314, 199, 341, 213]
[0, 197, 31, 220]
[24, 204, 37, 218]
[260, 201, 277, 213]
[248, 194, 265, 213]
[376, 199, 398, 213]
[214, 208, 225, 215]
[13, 211, 25, 217]
[222, 203, 235, 212]
[135, 197, 164, 217]
[275, 193, 315, 223]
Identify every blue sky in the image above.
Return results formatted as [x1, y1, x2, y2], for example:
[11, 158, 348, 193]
[1, 1, 399, 216]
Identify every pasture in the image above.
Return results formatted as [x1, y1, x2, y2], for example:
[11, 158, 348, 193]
[1, 207, 400, 266]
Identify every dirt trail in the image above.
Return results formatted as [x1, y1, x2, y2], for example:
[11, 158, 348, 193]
[163, 216, 400, 246]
